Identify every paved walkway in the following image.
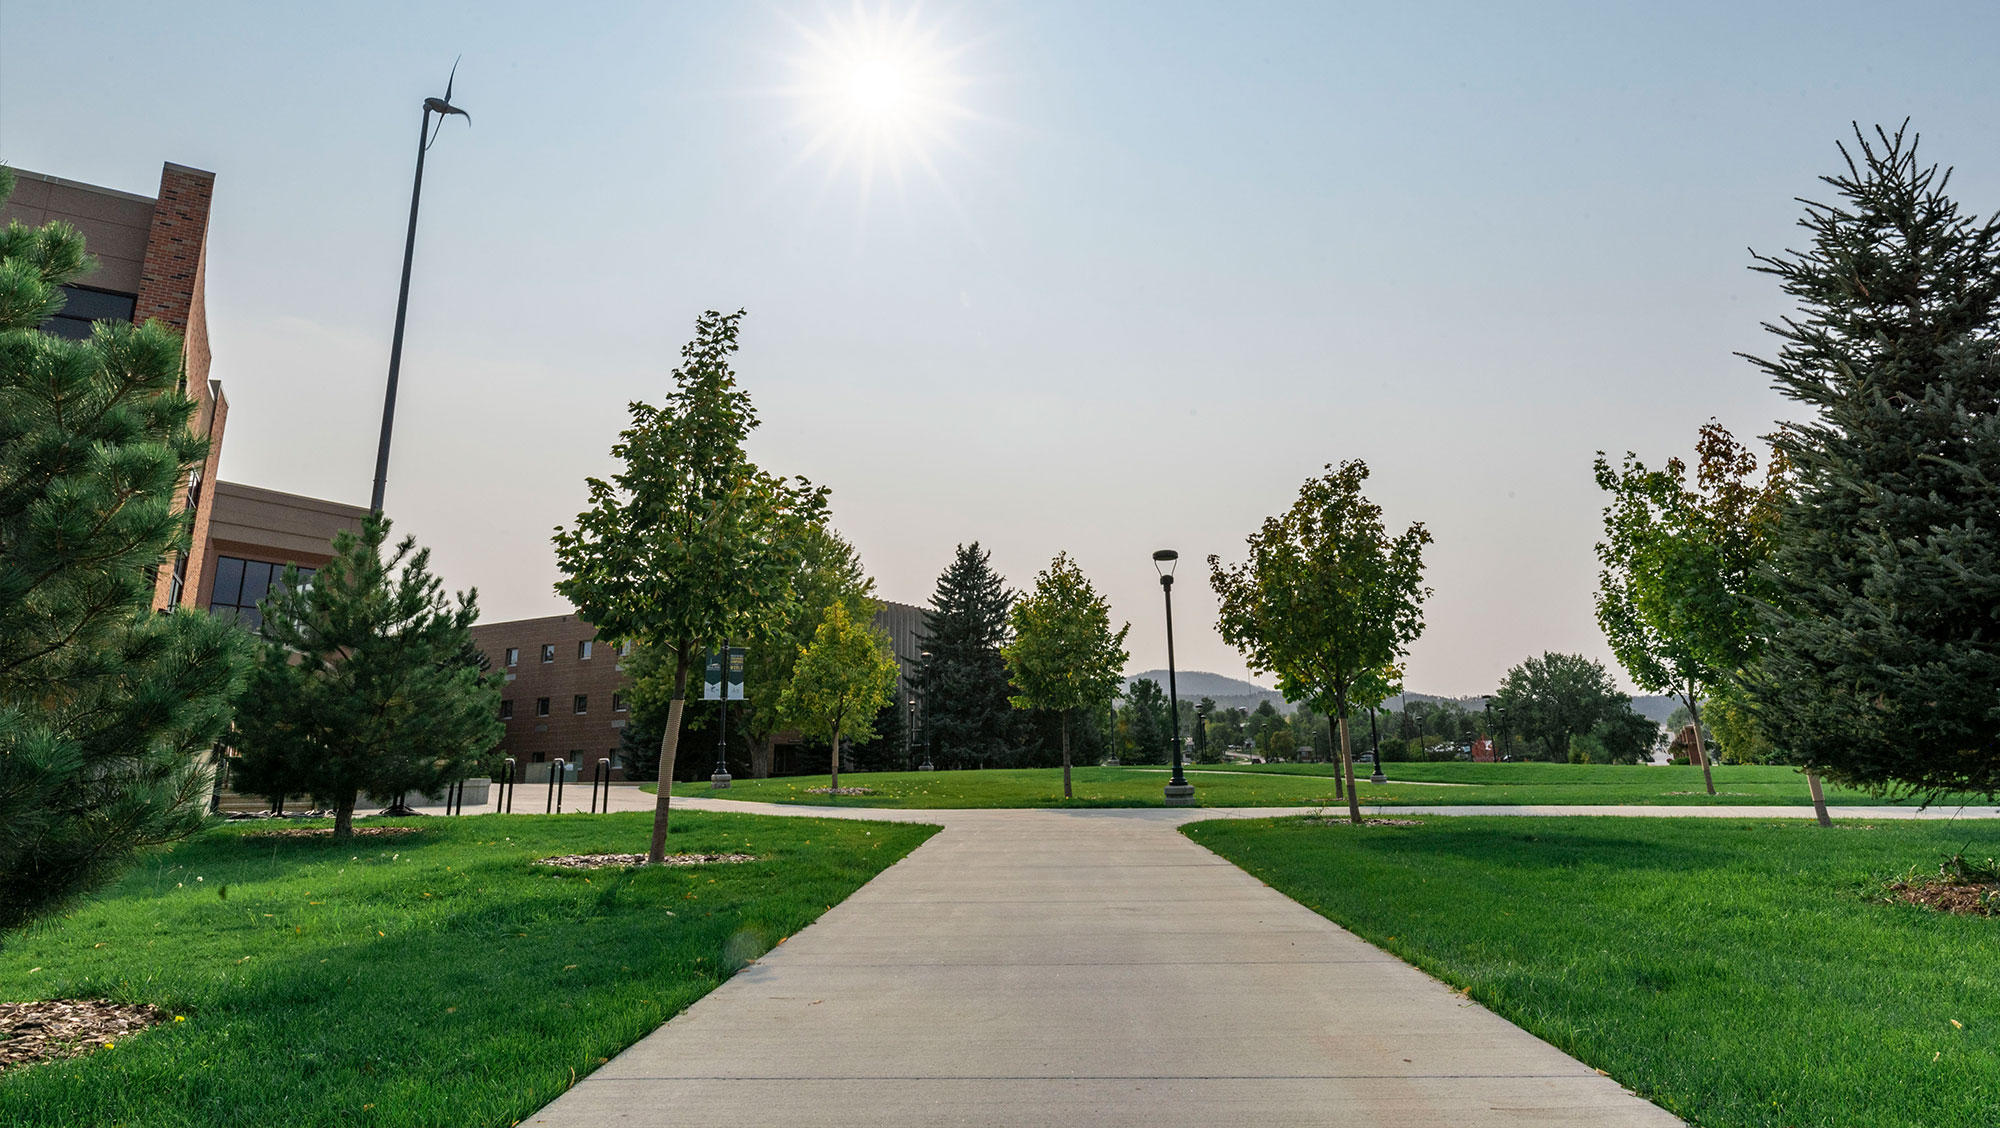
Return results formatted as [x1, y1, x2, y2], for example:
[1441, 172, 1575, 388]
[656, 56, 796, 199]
[525, 800, 1691, 1127]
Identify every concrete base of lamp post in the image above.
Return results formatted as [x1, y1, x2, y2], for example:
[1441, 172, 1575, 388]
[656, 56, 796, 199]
[710, 772, 732, 789]
[1370, 769, 1387, 784]
[919, 763, 936, 771]
[1163, 782, 1196, 807]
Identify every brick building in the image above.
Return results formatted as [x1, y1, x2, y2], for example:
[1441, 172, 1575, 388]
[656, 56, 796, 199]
[3, 164, 367, 618]
[471, 601, 928, 779]
[468, 613, 633, 781]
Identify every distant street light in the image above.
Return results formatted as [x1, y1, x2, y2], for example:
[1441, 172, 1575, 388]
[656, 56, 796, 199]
[1154, 550, 1194, 807]
[1195, 702, 1209, 764]
[917, 649, 935, 771]
[370, 61, 470, 514]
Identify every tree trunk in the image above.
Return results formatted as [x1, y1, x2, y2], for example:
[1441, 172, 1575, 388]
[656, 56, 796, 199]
[333, 791, 356, 840]
[1686, 682, 1716, 796]
[647, 644, 691, 865]
[1339, 703, 1361, 825]
[1061, 709, 1073, 799]
[829, 719, 842, 792]
[750, 734, 775, 779]
[1807, 770, 1832, 827]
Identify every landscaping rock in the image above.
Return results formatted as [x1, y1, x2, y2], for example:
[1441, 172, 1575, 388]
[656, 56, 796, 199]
[0, 1000, 168, 1072]
[534, 853, 757, 870]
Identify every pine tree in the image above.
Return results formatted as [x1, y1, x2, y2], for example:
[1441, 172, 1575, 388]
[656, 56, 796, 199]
[1746, 123, 2000, 799]
[919, 543, 1016, 769]
[0, 168, 248, 930]
[230, 515, 502, 838]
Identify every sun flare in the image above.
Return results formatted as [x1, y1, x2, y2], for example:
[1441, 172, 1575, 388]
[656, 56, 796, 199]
[781, 4, 978, 196]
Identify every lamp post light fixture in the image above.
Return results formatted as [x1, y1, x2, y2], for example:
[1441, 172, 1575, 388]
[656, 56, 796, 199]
[1154, 549, 1195, 806]
[370, 61, 470, 515]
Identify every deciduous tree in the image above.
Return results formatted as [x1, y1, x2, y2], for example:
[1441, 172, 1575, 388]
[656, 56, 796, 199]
[553, 310, 825, 861]
[1595, 422, 1784, 795]
[1002, 553, 1131, 798]
[1492, 652, 1628, 764]
[1209, 461, 1430, 824]
[780, 603, 899, 791]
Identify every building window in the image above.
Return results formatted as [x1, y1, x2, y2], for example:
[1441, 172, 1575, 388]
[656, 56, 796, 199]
[578, 640, 593, 660]
[609, 748, 623, 769]
[42, 285, 136, 340]
[504, 647, 519, 667]
[573, 695, 588, 715]
[541, 644, 555, 663]
[208, 555, 315, 631]
[500, 700, 514, 721]
[536, 697, 550, 717]
[532, 751, 546, 764]
[613, 692, 628, 713]
[619, 640, 634, 657]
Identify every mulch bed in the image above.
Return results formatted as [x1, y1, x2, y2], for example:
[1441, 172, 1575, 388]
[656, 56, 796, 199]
[0, 1000, 169, 1072]
[240, 827, 422, 840]
[533, 853, 758, 870]
[1886, 878, 2000, 916]
[1309, 817, 1426, 827]
[804, 787, 875, 796]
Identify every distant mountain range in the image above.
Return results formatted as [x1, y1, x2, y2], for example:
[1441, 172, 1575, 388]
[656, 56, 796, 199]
[1126, 670, 1682, 723]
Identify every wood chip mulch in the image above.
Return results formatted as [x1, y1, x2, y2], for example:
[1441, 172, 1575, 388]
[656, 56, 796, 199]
[240, 827, 422, 840]
[0, 1000, 169, 1072]
[1887, 879, 2000, 916]
[533, 853, 758, 870]
[1308, 817, 1426, 827]
[805, 787, 875, 795]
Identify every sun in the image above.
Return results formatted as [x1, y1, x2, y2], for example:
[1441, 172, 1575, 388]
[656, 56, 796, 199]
[779, 3, 978, 198]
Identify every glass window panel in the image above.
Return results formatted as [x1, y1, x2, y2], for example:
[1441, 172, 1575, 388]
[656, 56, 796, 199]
[209, 605, 239, 624]
[240, 561, 274, 605]
[59, 286, 136, 321]
[212, 557, 245, 606]
[240, 606, 263, 632]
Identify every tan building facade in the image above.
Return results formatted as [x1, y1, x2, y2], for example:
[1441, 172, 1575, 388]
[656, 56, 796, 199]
[4, 163, 367, 620]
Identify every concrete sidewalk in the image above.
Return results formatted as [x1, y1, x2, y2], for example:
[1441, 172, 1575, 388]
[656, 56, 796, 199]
[525, 806, 1683, 1127]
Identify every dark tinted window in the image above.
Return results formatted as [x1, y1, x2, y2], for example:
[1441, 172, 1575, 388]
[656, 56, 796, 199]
[43, 286, 137, 340]
[208, 556, 314, 630]
[212, 556, 245, 606]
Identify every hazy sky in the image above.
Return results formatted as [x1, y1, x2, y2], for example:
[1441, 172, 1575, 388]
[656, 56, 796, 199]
[5, 2, 1998, 694]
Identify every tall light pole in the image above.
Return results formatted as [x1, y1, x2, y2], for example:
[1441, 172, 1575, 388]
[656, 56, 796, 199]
[917, 649, 935, 770]
[1154, 550, 1194, 806]
[1369, 706, 1387, 784]
[370, 62, 470, 514]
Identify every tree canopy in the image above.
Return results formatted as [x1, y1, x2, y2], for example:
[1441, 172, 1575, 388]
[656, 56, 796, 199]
[231, 515, 501, 838]
[1491, 652, 1635, 763]
[779, 602, 899, 792]
[920, 543, 1015, 770]
[1002, 552, 1130, 798]
[1208, 461, 1429, 823]
[1744, 123, 2000, 800]
[1595, 422, 1784, 792]
[0, 168, 248, 930]
[553, 310, 825, 859]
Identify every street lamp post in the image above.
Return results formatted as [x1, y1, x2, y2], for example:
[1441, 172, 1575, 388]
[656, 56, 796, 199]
[917, 649, 935, 770]
[712, 640, 733, 789]
[370, 63, 470, 515]
[1195, 703, 1209, 764]
[1154, 550, 1195, 807]
[1369, 706, 1387, 784]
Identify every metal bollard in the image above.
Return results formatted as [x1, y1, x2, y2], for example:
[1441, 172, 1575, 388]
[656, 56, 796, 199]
[547, 759, 564, 814]
[590, 758, 612, 813]
[500, 758, 516, 814]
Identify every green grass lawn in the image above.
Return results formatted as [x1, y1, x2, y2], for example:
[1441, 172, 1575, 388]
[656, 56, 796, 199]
[663, 762, 1974, 809]
[1184, 814, 2000, 1128]
[0, 810, 935, 1127]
